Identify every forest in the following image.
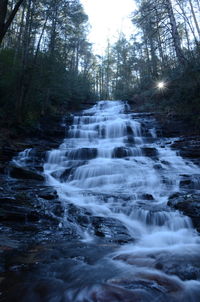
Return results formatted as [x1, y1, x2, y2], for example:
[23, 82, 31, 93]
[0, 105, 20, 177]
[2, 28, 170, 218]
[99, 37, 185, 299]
[1, 1, 200, 301]
[0, 0, 200, 132]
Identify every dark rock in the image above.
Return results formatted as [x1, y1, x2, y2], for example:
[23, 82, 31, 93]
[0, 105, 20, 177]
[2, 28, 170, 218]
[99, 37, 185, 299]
[67, 203, 84, 217]
[9, 166, 44, 181]
[126, 125, 133, 135]
[59, 168, 73, 181]
[142, 147, 158, 158]
[77, 215, 90, 226]
[125, 135, 135, 144]
[154, 164, 163, 170]
[161, 160, 170, 165]
[179, 175, 200, 190]
[141, 194, 154, 200]
[91, 216, 133, 244]
[59, 161, 87, 181]
[180, 180, 192, 186]
[112, 147, 131, 158]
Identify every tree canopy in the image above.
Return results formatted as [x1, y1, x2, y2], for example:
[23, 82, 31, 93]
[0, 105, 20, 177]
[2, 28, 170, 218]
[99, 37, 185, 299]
[0, 0, 200, 131]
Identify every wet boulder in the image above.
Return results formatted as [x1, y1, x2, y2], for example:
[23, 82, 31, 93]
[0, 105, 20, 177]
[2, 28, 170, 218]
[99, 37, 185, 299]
[66, 203, 92, 228]
[112, 147, 132, 158]
[59, 168, 73, 181]
[91, 216, 133, 244]
[141, 147, 158, 158]
[141, 194, 154, 200]
[126, 125, 134, 135]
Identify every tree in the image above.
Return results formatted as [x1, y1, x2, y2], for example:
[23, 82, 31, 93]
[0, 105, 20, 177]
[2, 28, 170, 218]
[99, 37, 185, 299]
[0, 0, 24, 46]
[0, 0, 96, 126]
[164, 0, 186, 65]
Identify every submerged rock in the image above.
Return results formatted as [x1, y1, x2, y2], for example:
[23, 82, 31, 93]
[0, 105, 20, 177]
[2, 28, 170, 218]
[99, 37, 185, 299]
[141, 147, 158, 158]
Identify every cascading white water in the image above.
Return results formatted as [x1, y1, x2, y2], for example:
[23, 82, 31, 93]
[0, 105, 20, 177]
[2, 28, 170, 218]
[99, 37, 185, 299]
[44, 100, 200, 299]
[12, 148, 33, 167]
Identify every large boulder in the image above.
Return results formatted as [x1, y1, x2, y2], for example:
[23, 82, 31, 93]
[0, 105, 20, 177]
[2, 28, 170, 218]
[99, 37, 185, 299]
[91, 216, 133, 244]
[142, 147, 158, 158]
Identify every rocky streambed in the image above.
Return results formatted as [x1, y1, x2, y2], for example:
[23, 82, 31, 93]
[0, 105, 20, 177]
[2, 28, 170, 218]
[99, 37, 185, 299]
[0, 102, 200, 302]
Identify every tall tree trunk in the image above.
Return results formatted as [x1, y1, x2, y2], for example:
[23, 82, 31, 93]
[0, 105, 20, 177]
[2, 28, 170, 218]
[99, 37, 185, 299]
[165, 0, 186, 65]
[155, 8, 166, 70]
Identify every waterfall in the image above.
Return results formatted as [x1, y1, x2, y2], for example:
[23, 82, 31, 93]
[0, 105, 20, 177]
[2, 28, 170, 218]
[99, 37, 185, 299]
[43, 100, 200, 301]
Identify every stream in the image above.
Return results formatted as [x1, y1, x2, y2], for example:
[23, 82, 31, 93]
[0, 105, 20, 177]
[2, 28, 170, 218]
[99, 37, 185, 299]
[1, 100, 200, 301]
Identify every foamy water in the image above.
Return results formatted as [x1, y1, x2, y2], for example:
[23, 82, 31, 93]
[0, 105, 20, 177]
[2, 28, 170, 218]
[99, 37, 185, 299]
[43, 100, 200, 300]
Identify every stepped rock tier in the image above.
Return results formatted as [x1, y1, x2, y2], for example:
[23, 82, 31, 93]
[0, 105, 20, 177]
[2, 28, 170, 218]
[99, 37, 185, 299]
[1, 100, 200, 301]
